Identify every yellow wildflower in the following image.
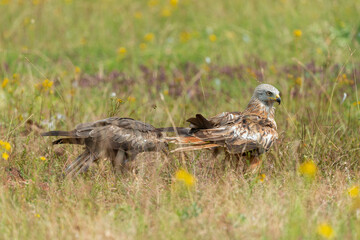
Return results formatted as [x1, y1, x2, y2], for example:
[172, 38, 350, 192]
[175, 168, 195, 187]
[317, 223, 334, 239]
[69, 89, 75, 96]
[2, 78, 9, 88]
[180, 31, 191, 43]
[23, 17, 31, 26]
[116, 98, 123, 103]
[0, 0, 10, 5]
[161, 7, 171, 17]
[139, 43, 147, 50]
[144, 33, 155, 42]
[352, 101, 360, 106]
[163, 89, 169, 95]
[32, 0, 41, 5]
[134, 11, 143, 19]
[338, 73, 354, 85]
[42, 79, 53, 89]
[209, 34, 217, 42]
[2, 152, 9, 160]
[127, 96, 136, 102]
[36, 79, 53, 93]
[80, 37, 86, 45]
[39, 156, 46, 161]
[175, 76, 184, 82]
[35, 213, 40, 218]
[295, 77, 302, 86]
[259, 173, 266, 182]
[298, 160, 317, 178]
[170, 0, 178, 7]
[117, 47, 127, 56]
[74, 66, 81, 74]
[293, 29, 302, 38]
[201, 64, 210, 73]
[147, 0, 158, 7]
[13, 73, 19, 81]
[348, 186, 359, 198]
[0, 141, 11, 152]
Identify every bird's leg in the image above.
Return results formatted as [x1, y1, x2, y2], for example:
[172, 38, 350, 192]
[111, 150, 126, 174]
[234, 154, 245, 172]
[211, 147, 220, 158]
[210, 147, 220, 170]
[246, 156, 262, 174]
[221, 151, 232, 171]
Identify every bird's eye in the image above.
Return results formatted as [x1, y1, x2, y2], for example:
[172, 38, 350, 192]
[266, 91, 272, 96]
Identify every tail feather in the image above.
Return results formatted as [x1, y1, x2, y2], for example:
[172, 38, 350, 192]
[171, 143, 220, 152]
[41, 130, 76, 137]
[187, 114, 213, 129]
[52, 138, 85, 145]
[165, 136, 206, 145]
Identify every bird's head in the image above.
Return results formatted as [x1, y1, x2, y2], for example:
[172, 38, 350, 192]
[252, 84, 281, 106]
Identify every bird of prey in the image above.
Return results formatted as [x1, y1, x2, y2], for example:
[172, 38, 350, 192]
[41, 117, 170, 177]
[168, 84, 281, 170]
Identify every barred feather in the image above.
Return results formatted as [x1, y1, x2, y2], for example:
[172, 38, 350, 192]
[172, 84, 280, 157]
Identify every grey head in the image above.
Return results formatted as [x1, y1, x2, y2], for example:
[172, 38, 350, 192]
[251, 84, 281, 107]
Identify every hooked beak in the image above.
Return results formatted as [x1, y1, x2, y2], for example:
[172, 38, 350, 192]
[275, 94, 281, 105]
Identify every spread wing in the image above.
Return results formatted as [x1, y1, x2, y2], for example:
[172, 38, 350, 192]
[172, 114, 278, 155]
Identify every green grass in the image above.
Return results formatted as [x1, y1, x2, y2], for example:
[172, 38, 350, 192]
[1, 0, 360, 239]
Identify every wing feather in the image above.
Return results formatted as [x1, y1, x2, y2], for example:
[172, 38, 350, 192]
[173, 114, 278, 155]
[76, 117, 156, 132]
[187, 112, 242, 130]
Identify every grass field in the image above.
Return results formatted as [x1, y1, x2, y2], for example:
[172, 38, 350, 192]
[1, 0, 360, 239]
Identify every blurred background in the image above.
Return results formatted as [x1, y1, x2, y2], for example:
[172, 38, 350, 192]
[1, 1, 360, 239]
[1, 0, 359, 124]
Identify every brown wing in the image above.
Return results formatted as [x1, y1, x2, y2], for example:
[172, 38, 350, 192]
[87, 125, 166, 153]
[42, 118, 166, 152]
[43, 117, 158, 141]
[42, 118, 167, 177]
[173, 114, 277, 155]
[75, 117, 156, 132]
[207, 111, 242, 126]
[187, 112, 242, 130]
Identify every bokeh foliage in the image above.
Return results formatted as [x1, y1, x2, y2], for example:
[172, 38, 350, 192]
[0, 0, 360, 239]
